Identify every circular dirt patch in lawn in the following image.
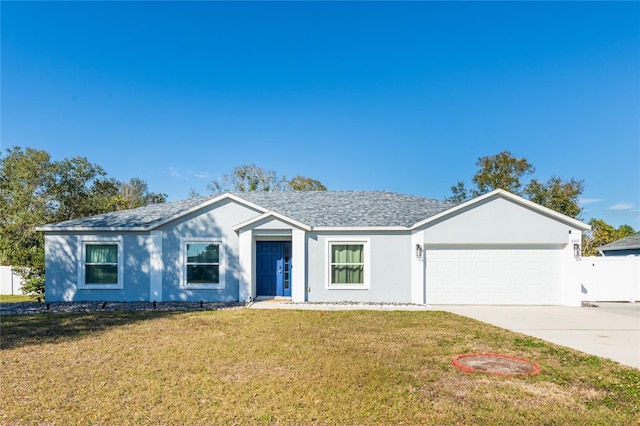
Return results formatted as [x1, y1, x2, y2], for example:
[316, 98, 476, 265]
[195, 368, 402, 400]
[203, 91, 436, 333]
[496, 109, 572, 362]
[453, 353, 540, 376]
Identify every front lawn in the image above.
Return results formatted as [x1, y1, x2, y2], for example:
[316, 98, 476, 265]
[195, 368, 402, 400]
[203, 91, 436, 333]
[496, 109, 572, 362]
[0, 294, 36, 303]
[1, 309, 638, 424]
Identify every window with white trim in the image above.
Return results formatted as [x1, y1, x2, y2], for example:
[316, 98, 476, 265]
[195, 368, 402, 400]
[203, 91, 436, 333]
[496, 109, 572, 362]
[327, 240, 370, 289]
[181, 238, 225, 289]
[78, 236, 124, 289]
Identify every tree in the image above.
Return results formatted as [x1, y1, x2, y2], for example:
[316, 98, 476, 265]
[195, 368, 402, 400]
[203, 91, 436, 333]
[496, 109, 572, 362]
[616, 224, 636, 237]
[472, 151, 535, 196]
[582, 219, 636, 256]
[49, 162, 167, 217]
[288, 176, 327, 191]
[523, 176, 584, 220]
[448, 151, 584, 218]
[89, 177, 123, 212]
[0, 146, 167, 297]
[49, 156, 109, 221]
[448, 181, 471, 204]
[208, 164, 326, 192]
[208, 164, 288, 192]
[116, 177, 167, 209]
[449, 152, 534, 201]
[0, 147, 55, 295]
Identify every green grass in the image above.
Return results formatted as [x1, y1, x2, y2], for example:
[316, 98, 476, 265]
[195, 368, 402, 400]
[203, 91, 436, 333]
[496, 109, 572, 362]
[1, 309, 639, 425]
[0, 294, 36, 303]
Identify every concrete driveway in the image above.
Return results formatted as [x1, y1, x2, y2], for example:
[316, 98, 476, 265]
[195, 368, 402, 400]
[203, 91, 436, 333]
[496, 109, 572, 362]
[437, 303, 640, 369]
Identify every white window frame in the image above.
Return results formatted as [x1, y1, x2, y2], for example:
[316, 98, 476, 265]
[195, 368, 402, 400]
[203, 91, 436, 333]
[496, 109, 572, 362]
[180, 237, 226, 290]
[325, 238, 371, 290]
[77, 236, 124, 290]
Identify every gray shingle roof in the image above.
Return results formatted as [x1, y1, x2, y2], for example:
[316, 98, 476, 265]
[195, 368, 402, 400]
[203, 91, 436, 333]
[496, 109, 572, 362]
[40, 195, 214, 230]
[597, 232, 640, 251]
[39, 191, 456, 230]
[230, 191, 455, 227]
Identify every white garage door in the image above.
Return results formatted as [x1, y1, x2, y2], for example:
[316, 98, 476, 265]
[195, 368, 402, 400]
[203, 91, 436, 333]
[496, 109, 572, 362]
[425, 247, 562, 305]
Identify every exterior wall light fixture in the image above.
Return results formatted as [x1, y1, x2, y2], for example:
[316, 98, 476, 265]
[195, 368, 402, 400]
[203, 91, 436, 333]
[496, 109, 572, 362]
[573, 243, 581, 260]
[416, 244, 423, 259]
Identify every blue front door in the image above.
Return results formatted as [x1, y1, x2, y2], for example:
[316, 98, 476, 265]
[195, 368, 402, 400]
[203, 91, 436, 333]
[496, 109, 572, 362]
[256, 241, 292, 297]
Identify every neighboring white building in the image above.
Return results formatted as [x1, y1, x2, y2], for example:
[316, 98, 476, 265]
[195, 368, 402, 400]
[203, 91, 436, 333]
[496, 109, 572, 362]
[0, 266, 25, 295]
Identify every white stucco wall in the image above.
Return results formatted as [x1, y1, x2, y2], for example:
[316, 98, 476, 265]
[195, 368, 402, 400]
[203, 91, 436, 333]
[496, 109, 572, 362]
[158, 198, 262, 302]
[417, 195, 586, 306]
[306, 231, 413, 303]
[44, 232, 152, 302]
[421, 197, 573, 245]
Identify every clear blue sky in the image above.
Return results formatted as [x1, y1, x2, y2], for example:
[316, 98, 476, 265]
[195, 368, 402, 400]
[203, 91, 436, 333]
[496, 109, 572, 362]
[2, 1, 639, 229]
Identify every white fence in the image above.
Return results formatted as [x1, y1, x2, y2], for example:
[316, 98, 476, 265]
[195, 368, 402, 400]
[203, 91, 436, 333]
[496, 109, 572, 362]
[0, 266, 25, 295]
[579, 256, 640, 302]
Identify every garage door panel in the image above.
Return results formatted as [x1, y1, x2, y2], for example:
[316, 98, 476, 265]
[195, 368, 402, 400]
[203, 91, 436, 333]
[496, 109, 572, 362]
[493, 260, 509, 271]
[511, 261, 525, 271]
[510, 276, 525, 286]
[476, 276, 490, 286]
[425, 247, 562, 305]
[475, 292, 492, 303]
[476, 261, 491, 271]
[459, 261, 474, 271]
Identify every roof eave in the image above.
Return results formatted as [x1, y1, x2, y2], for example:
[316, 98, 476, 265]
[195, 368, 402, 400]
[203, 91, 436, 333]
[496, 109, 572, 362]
[36, 226, 151, 232]
[232, 211, 312, 232]
[597, 245, 640, 251]
[37, 193, 273, 233]
[312, 226, 410, 232]
[144, 193, 270, 230]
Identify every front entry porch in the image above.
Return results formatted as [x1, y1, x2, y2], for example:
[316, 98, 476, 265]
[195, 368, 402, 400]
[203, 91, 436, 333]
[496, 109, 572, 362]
[236, 222, 307, 303]
[256, 241, 292, 298]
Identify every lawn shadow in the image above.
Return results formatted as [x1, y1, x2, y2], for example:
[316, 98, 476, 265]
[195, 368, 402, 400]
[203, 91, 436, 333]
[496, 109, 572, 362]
[1, 307, 229, 351]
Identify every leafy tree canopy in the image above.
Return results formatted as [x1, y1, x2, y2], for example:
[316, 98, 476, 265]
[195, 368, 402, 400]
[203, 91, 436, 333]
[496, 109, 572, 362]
[288, 176, 327, 191]
[0, 147, 53, 295]
[582, 219, 636, 257]
[114, 177, 167, 210]
[448, 151, 585, 219]
[209, 164, 288, 192]
[523, 176, 585, 220]
[0, 146, 166, 296]
[208, 164, 326, 192]
[49, 156, 109, 221]
[473, 151, 534, 196]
